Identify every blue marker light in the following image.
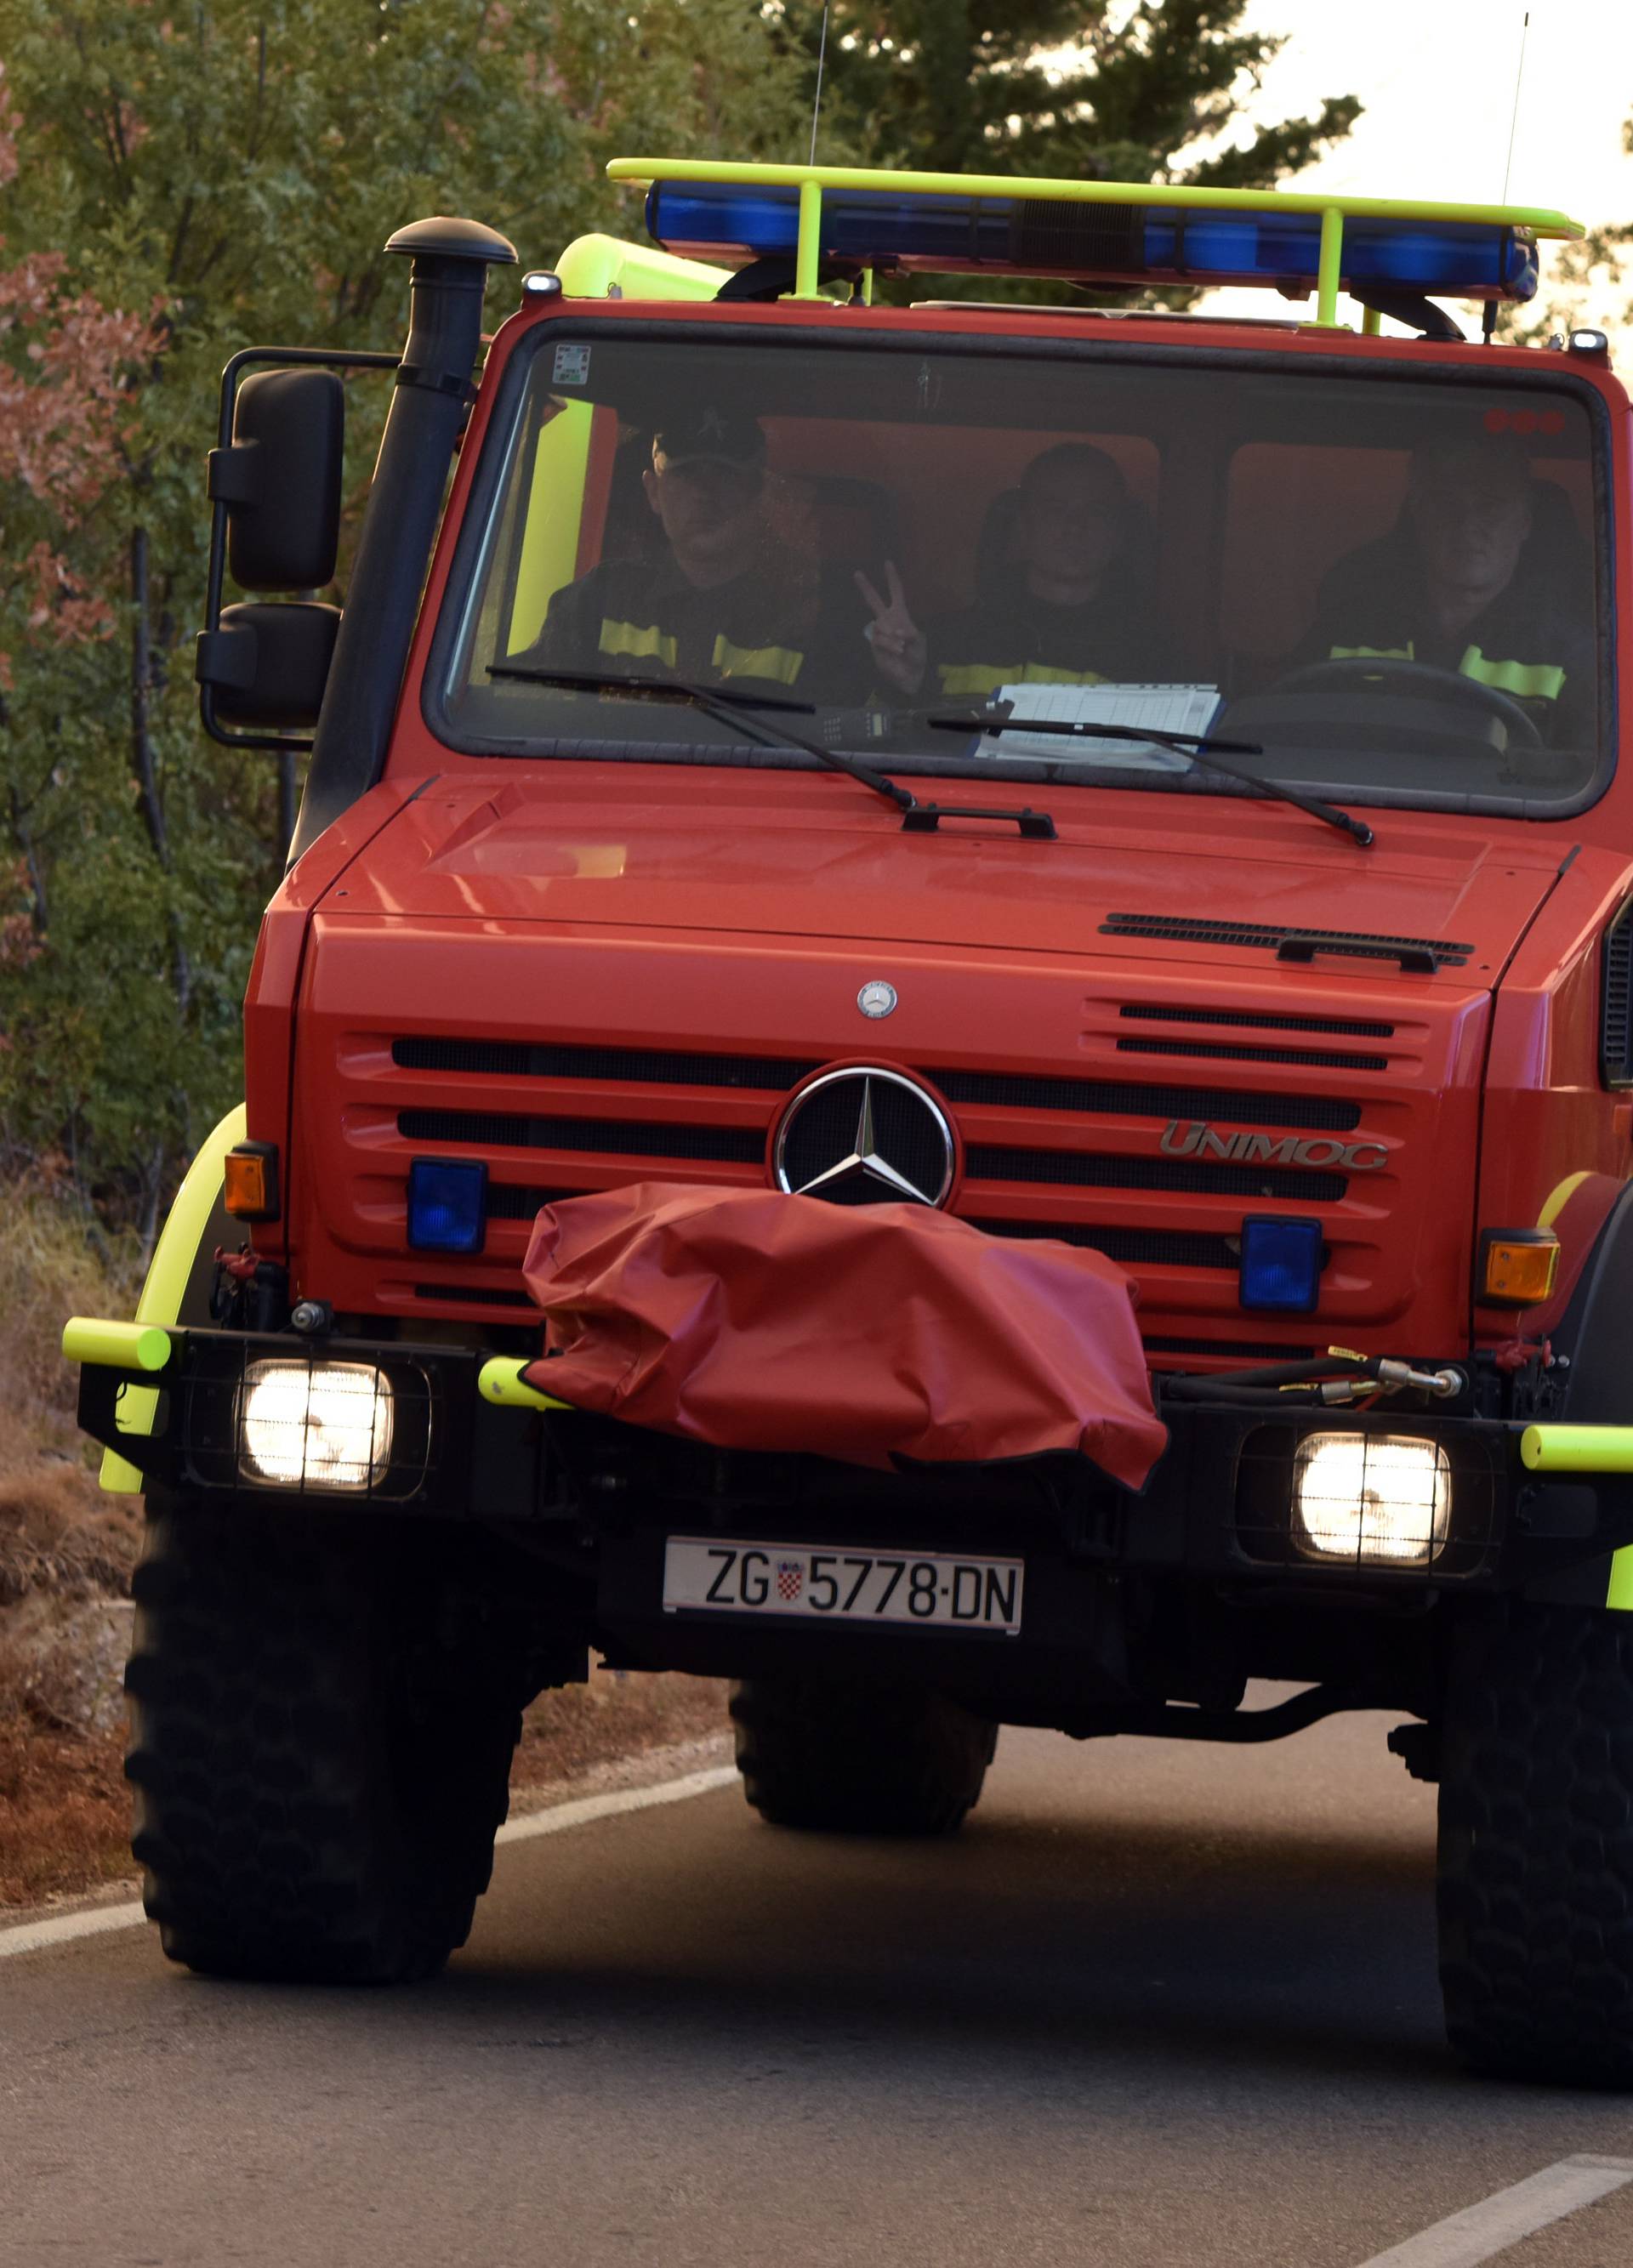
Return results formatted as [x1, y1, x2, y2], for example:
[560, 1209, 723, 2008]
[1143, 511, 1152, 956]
[1239, 1217, 1325, 1315]
[407, 1159, 487, 1255]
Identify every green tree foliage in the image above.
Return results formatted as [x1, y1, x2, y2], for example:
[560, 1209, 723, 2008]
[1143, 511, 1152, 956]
[0, 1, 805, 1222]
[777, 1, 1359, 188]
[1, 0, 1353, 1223]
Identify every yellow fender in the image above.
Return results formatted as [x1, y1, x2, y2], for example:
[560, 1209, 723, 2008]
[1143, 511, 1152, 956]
[97, 1104, 247, 1492]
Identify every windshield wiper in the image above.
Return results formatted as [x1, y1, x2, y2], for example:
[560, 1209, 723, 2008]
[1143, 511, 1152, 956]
[488, 662, 913, 817]
[926, 709, 1374, 849]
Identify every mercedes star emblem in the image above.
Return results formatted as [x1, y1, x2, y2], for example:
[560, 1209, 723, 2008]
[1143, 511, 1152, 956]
[772, 1066, 955, 1208]
[857, 981, 897, 1019]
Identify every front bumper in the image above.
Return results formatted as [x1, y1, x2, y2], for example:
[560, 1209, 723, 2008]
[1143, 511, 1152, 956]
[68, 1321, 1633, 1604]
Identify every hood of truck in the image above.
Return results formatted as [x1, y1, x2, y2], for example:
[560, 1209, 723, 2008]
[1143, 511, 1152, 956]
[339, 772, 1558, 970]
[289, 769, 1566, 1361]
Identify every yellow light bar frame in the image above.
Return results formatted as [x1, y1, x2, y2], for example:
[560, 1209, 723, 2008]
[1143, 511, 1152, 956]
[607, 156, 1584, 329]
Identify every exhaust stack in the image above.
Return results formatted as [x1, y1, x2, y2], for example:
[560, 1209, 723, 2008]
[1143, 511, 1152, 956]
[291, 215, 516, 862]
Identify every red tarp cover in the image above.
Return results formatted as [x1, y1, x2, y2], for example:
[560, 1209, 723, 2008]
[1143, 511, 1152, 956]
[520, 1182, 1167, 1491]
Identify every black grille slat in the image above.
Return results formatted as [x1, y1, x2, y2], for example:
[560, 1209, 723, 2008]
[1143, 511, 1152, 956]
[930, 1068, 1360, 1133]
[399, 1110, 764, 1164]
[486, 1186, 578, 1219]
[395, 1037, 1363, 1132]
[1118, 1005, 1394, 1038]
[1101, 912, 1472, 968]
[1115, 1037, 1388, 1073]
[411, 1282, 534, 1308]
[1144, 1337, 1316, 1359]
[964, 1218, 1238, 1270]
[393, 1037, 817, 1091]
[964, 1145, 1344, 1202]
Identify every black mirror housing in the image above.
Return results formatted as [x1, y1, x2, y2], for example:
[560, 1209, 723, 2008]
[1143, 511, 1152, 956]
[196, 601, 341, 730]
[210, 369, 344, 592]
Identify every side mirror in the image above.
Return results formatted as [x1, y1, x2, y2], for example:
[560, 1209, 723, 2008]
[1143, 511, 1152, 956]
[209, 369, 344, 592]
[196, 601, 341, 730]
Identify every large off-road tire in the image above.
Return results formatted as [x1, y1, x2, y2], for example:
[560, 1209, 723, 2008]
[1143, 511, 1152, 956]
[1437, 1600, 1633, 2086]
[125, 1493, 538, 1985]
[731, 1676, 998, 1836]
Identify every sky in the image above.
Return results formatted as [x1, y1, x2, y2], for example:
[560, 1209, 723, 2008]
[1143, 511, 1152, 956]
[1204, 0, 1633, 335]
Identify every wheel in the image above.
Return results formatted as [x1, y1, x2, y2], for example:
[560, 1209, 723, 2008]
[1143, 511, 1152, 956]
[125, 1492, 541, 1984]
[1437, 1600, 1633, 2085]
[731, 1676, 998, 1836]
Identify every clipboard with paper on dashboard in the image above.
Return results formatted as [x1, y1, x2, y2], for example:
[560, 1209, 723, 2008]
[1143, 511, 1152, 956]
[964, 682, 1224, 768]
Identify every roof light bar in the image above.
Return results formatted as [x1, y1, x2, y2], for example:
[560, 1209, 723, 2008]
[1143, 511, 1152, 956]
[645, 180, 1540, 303]
[610, 158, 1583, 326]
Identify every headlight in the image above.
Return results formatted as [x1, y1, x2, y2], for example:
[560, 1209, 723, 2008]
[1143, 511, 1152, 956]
[238, 1359, 394, 1491]
[1292, 1432, 1451, 1568]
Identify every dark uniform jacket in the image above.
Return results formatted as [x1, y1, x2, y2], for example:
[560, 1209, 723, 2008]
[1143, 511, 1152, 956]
[927, 589, 1159, 701]
[525, 555, 873, 705]
[1303, 534, 1596, 744]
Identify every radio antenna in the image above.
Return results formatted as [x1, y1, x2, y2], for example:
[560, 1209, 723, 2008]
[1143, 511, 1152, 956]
[1501, 10, 1530, 204]
[808, 2, 832, 167]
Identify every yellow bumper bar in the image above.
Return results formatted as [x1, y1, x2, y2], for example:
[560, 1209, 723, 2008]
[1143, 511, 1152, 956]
[1521, 1424, 1633, 1475]
[477, 1357, 570, 1413]
[62, 1316, 172, 1373]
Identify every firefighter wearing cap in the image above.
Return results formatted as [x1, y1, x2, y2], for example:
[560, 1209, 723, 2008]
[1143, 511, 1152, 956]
[1301, 434, 1595, 743]
[524, 407, 875, 702]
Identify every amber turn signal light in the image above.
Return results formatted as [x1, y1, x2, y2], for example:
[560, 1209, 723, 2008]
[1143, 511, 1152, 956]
[224, 1142, 280, 1221]
[1479, 1228, 1559, 1307]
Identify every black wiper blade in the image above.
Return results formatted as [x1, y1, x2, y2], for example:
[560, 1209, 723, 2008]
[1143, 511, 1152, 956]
[488, 662, 913, 817]
[927, 709, 1374, 849]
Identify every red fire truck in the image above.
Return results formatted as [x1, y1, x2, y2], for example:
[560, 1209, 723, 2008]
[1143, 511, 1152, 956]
[65, 158, 1633, 2084]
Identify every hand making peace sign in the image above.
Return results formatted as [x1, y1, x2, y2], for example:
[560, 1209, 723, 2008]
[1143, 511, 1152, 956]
[855, 561, 927, 696]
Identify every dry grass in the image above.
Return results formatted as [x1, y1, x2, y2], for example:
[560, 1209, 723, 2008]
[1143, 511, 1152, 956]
[0, 1176, 731, 1913]
[0, 1175, 145, 1904]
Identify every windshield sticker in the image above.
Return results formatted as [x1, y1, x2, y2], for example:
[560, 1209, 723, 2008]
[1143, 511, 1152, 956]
[552, 343, 591, 386]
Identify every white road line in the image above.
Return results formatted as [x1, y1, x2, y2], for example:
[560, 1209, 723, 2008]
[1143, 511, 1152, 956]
[0, 1760, 739, 1964]
[1356, 2154, 1633, 2268]
[494, 1763, 739, 1845]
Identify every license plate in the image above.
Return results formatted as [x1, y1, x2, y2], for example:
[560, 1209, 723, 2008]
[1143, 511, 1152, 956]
[662, 1536, 1023, 1636]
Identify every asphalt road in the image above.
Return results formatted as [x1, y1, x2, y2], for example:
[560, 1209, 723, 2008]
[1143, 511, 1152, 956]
[7, 1701, 1633, 2268]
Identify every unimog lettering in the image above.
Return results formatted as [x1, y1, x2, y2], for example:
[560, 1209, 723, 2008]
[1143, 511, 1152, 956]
[1159, 1122, 1388, 1171]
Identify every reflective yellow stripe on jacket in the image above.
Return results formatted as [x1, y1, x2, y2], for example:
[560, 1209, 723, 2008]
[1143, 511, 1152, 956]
[712, 634, 805, 685]
[936, 662, 1107, 698]
[1327, 639, 1566, 702]
[599, 618, 679, 668]
[1458, 645, 1567, 702]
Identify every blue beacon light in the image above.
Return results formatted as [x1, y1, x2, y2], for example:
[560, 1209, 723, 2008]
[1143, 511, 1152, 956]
[1239, 1217, 1325, 1316]
[407, 1159, 488, 1255]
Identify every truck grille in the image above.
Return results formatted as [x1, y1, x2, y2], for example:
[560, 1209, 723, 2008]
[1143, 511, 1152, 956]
[321, 979, 1430, 1344]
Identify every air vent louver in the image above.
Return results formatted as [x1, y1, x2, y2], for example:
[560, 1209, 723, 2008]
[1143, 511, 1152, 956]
[1101, 913, 1472, 969]
[1603, 900, 1633, 1089]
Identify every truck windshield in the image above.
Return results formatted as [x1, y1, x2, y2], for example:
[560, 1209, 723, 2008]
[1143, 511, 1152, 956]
[435, 332, 1607, 815]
